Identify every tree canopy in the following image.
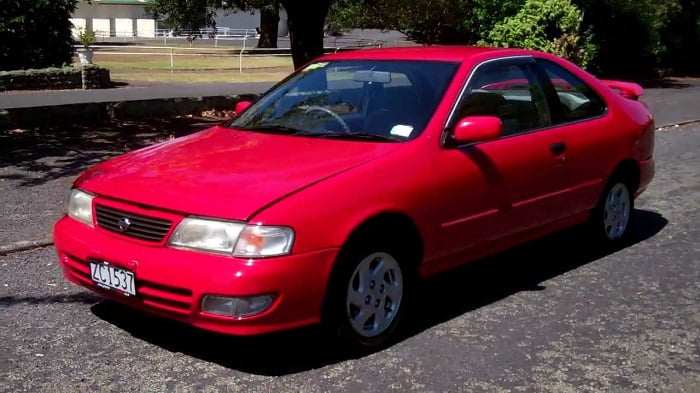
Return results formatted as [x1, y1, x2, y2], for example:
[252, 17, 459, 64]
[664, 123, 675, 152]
[148, 0, 698, 76]
[327, 0, 524, 44]
[0, 0, 79, 70]
[147, 0, 331, 68]
[327, 0, 699, 76]
[574, 0, 700, 75]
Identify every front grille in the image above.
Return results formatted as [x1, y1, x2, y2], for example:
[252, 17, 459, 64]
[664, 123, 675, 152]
[95, 204, 172, 242]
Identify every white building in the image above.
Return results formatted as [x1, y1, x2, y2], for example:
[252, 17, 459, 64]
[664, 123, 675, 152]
[70, 0, 288, 38]
[215, 9, 289, 37]
[71, 0, 156, 38]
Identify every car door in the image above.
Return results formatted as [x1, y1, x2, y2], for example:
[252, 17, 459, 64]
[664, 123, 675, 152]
[430, 58, 573, 260]
[531, 58, 613, 215]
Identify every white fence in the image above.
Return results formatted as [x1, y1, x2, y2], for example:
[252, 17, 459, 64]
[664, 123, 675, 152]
[83, 44, 263, 73]
[86, 29, 389, 50]
[91, 28, 258, 44]
[76, 38, 385, 73]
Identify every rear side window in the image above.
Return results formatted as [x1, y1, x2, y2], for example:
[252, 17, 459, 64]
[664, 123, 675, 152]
[453, 62, 551, 137]
[536, 59, 606, 124]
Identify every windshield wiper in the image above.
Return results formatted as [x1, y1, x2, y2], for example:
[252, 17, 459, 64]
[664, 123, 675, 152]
[235, 125, 404, 142]
[294, 131, 404, 142]
[235, 123, 306, 134]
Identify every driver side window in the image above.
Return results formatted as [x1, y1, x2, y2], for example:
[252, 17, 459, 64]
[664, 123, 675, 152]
[454, 62, 551, 137]
[535, 59, 607, 124]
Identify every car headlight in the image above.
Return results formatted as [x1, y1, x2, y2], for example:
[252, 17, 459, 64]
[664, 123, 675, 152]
[168, 217, 294, 257]
[67, 189, 95, 227]
[169, 217, 245, 254]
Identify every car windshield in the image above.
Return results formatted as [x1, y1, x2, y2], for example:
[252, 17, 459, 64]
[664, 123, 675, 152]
[229, 60, 460, 142]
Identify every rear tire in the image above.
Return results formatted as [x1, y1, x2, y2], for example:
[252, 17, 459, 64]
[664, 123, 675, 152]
[590, 178, 634, 243]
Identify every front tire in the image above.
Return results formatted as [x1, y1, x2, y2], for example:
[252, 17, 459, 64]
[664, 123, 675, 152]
[345, 251, 403, 339]
[323, 240, 412, 349]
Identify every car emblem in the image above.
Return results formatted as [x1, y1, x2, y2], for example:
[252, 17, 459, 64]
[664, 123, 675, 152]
[117, 217, 131, 232]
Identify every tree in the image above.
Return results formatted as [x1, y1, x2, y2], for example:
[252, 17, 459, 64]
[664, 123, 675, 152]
[465, 0, 525, 42]
[327, 0, 472, 44]
[281, 0, 332, 67]
[147, 0, 279, 48]
[0, 0, 79, 70]
[148, 0, 331, 68]
[659, 0, 700, 74]
[327, 0, 524, 45]
[254, 1, 279, 48]
[574, 0, 699, 76]
[146, 0, 219, 36]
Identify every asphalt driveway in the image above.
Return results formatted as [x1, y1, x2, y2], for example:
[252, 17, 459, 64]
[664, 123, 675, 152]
[0, 118, 214, 249]
[1, 121, 699, 391]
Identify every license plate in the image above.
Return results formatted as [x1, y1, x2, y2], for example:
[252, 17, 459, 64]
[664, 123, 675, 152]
[89, 261, 136, 296]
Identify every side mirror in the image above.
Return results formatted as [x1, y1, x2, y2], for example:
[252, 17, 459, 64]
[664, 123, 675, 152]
[452, 116, 502, 145]
[235, 100, 252, 114]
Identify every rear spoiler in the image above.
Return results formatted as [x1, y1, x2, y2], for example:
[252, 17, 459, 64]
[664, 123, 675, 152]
[601, 80, 644, 100]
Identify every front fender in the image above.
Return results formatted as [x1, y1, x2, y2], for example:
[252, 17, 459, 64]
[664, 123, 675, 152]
[248, 141, 438, 257]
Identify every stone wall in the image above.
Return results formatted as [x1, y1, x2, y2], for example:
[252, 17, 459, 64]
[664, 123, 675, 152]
[0, 66, 111, 91]
[0, 94, 259, 129]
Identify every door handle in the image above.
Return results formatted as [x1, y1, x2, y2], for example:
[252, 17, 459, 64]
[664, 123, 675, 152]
[550, 142, 566, 156]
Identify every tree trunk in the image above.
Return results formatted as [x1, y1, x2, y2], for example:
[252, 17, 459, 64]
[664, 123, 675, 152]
[256, 5, 279, 48]
[280, 0, 331, 69]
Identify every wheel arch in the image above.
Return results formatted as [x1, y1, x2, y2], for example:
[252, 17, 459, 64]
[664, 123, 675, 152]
[321, 210, 424, 308]
[608, 158, 641, 194]
[339, 211, 424, 268]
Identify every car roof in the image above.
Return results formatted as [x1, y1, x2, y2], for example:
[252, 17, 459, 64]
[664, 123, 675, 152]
[318, 46, 537, 63]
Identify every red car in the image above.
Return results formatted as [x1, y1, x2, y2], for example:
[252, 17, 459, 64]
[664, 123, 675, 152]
[54, 47, 655, 348]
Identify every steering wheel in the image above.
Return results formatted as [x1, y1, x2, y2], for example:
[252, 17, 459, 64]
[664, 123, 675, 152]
[304, 106, 351, 133]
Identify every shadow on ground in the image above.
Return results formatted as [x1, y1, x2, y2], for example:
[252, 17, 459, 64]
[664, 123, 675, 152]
[0, 118, 216, 187]
[0, 292, 101, 306]
[90, 209, 667, 376]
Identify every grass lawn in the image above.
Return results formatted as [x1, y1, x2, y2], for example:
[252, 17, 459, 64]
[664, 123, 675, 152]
[83, 52, 294, 83]
[93, 53, 292, 70]
[109, 69, 292, 83]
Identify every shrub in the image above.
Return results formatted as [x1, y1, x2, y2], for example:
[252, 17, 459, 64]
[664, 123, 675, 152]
[0, 0, 79, 71]
[77, 27, 96, 49]
[481, 0, 596, 68]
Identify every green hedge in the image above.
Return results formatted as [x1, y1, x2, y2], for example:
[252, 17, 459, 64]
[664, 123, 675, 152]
[0, 0, 79, 70]
[482, 0, 596, 68]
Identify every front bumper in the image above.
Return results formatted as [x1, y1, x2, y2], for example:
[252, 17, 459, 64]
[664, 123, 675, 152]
[54, 216, 339, 336]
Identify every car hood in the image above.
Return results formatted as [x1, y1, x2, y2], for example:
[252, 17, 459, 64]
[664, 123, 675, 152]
[75, 126, 397, 220]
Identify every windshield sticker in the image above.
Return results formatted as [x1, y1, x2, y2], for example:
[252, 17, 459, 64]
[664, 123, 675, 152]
[303, 62, 329, 72]
[390, 125, 414, 138]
